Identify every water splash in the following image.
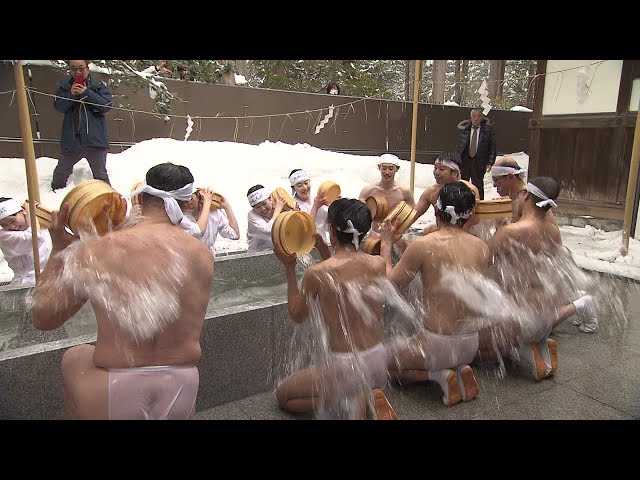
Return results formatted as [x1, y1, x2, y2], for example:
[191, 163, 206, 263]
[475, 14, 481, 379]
[27, 214, 191, 345]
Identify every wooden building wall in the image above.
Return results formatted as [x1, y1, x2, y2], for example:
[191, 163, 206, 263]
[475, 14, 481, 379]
[529, 60, 640, 221]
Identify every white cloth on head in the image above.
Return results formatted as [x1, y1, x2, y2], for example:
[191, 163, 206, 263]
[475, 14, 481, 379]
[378, 153, 401, 167]
[0, 199, 22, 221]
[526, 182, 558, 208]
[436, 198, 472, 225]
[289, 170, 309, 186]
[124, 181, 195, 225]
[336, 219, 361, 249]
[435, 158, 461, 173]
[247, 188, 270, 207]
[490, 165, 527, 177]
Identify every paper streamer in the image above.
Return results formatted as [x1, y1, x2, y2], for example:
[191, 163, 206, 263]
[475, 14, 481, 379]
[184, 114, 193, 141]
[478, 79, 492, 116]
[314, 105, 334, 135]
[576, 65, 591, 104]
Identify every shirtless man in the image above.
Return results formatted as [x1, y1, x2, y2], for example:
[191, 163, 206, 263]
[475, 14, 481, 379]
[358, 153, 415, 234]
[490, 158, 597, 333]
[407, 151, 463, 236]
[486, 176, 595, 380]
[380, 181, 489, 406]
[273, 198, 398, 420]
[30, 162, 214, 420]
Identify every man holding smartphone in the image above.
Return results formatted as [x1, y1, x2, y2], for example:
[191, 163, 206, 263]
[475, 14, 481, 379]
[51, 60, 113, 190]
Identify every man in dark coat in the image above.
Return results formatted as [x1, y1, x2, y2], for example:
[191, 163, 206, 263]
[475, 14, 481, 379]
[51, 60, 113, 190]
[454, 107, 496, 200]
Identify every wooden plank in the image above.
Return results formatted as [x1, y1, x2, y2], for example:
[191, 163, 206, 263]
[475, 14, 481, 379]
[555, 198, 624, 221]
[530, 114, 636, 129]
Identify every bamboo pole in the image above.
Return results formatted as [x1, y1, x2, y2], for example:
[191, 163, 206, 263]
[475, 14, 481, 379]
[13, 60, 42, 282]
[409, 60, 422, 193]
[622, 106, 640, 256]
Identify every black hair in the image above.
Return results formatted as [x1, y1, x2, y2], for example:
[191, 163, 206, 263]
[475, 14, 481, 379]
[435, 151, 463, 171]
[435, 181, 476, 226]
[328, 198, 372, 247]
[143, 162, 194, 207]
[0, 197, 12, 203]
[499, 157, 522, 170]
[527, 176, 560, 212]
[326, 82, 340, 95]
[247, 184, 265, 197]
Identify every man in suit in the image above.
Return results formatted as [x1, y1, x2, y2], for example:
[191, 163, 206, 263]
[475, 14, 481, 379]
[454, 107, 496, 200]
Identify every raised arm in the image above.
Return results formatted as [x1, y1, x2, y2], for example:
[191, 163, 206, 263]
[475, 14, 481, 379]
[31, 203, 88, 330]
[219, 195, 240, 239]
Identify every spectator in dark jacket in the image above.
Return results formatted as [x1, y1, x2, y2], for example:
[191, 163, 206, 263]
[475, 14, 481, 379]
[51, 60, 113, 190]
[454, 107, 496, 200]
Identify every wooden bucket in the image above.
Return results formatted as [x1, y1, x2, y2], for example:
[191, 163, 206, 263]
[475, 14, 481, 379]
[271, 187, 296, 211]
[384, 201, 418, 235]
[361, 236, 381, 255]
[61, 180, 127, 236]
[32, 203, 53, 229]
[271, 211, 316, 256]
[196, 188, 222, 210]
[316, 181, 341, 206]
[365, 196, 389, 222]
[475, 197, 513, 220]
[130, 181, 143, 207]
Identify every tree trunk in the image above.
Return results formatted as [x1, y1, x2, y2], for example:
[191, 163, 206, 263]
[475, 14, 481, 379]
[453, 60, 461, 104]
[525, 61, 537, 108]
[460, 60, 469, 106]
[405, 60, 416, 101]
[235, 60, 248, 79]
[431, 60, 447, 104]
[488, 60, 506, 107]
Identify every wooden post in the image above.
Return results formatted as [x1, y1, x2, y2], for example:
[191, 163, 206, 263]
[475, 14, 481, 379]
[13, 60, 41, 282]
[622, 107, 640, 255]
[410, 60, 422, 193]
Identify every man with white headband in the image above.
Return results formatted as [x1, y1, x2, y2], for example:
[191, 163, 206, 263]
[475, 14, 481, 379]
[0, 196, 52, 286]
[379, 181, 487, 407]
[409, 151, 463, 235]
[358, 153, 415, 235]
[273, 198, 398, 419]
[486, 176, 598, 383]
[288, 168, 331, 246]
[490, 156, 533, 223]
[246, 184, 286, 253]
[489, 159, 597, 333]
[31, 162, 214, 419]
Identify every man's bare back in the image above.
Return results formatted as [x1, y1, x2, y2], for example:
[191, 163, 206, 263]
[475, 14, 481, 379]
[391, 228, 490, 335]
[303, 251, 386, 353]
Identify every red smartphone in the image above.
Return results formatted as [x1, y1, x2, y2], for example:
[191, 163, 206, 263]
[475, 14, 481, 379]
[73, 74, 85, 86]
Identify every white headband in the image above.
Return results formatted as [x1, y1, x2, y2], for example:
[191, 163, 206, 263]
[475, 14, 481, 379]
[248, 187, 270, 207]
[491, 165, 527, 177]
[436, 198, 473, 225]
[378, 153, 401, 167]
[289, 170, 310, 186]
[435, 158, 461, 173]
[124, 181, 195, 224]
[336, 219, 362, 250]
[526, 182, 558, 209]
[0, 198, 23, 221]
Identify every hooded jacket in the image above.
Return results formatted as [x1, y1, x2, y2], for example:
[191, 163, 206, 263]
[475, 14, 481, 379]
[454, 116, 496, 168]
[54, 75, 112, 150]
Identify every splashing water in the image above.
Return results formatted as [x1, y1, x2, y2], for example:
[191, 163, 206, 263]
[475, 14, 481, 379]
[27, 213, 191, 346]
